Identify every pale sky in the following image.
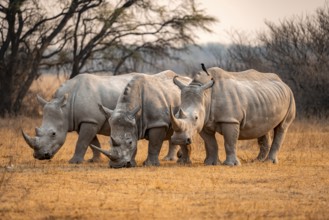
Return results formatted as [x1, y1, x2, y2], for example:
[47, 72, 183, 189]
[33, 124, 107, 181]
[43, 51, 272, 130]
[197, 0, 327, 44]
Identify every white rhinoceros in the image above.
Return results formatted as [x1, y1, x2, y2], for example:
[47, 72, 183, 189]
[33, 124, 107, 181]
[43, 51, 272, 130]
[22, 73, 179, 163]
[170, 66, 296, 166]
[90, 70, 192, 168]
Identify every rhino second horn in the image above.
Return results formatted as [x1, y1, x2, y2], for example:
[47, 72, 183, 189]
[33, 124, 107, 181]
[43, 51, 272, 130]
[35, 127, 42, 136]
[169, 106, 184, 132]
[21, 130, 37, 150]
[90, 144, 111, 158]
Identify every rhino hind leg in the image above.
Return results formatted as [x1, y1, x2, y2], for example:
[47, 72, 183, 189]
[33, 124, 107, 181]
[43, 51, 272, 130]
[266, 126, 287, 164]
[255, 133, 271, 161]
[69, 123, 99, 164]
[88, 136, 102, 163]
[200, 130, 219, 165]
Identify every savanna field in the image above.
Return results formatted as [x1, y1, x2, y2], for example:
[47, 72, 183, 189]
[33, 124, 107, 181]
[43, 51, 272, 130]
[0, 75, 328, 219]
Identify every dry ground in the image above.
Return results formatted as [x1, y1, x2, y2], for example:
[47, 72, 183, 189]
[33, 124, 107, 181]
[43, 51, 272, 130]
[0, 117, 328, 219]
[0, 75, 328, 219]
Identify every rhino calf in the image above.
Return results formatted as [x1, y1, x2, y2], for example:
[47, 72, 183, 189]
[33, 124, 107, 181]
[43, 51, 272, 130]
[170, 66, 296, 166]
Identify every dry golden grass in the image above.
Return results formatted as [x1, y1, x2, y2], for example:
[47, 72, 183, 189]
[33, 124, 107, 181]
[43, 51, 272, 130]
[0, 75, 328, 219]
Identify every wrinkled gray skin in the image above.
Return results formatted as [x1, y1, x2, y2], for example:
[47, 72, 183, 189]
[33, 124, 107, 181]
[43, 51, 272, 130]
[170, 67, 296, 166]
[22, 73, 178, 164]
[91, 70, 192, 168]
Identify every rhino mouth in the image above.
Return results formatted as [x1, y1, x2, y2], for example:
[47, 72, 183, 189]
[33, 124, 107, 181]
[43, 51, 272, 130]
[33, 144, 61, 160]
[109, 161, 133, 169]
[33, 152, 54, 160]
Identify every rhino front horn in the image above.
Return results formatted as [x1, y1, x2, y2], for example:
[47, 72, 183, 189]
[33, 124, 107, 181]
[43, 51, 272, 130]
[90, 144, 111, 159]
[169, 106, 184, 132]
[21, 129, 37, 150]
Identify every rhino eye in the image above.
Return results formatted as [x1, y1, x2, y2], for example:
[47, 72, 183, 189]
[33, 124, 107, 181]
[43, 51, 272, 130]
[195, 116, 198, 120]
[52, 132, 56, 137]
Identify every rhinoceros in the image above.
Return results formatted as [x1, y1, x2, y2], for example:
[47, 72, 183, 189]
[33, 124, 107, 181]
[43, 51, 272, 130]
[90, 70, 192, 168]
[170, 66, 296, 166]
[22, 73, 179, 163]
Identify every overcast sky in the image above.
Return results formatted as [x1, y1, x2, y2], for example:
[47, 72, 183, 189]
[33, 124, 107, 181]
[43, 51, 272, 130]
[196, 0, 327, 44]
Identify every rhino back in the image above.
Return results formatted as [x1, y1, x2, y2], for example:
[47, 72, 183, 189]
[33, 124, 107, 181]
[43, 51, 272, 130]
[54, 74, 137, 132]
[207, 68, 293, 138]
[118, 70, 188, 139]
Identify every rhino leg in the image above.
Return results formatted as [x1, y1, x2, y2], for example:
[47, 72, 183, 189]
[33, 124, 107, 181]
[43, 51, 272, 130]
[222, 123, 241, 166]
[200, 130, 219, 165]
[143, 127, 166, 166]
[266, 126, 286, 164]
[256, 133, 270, 161]
[163, 140, 178, 161]
[69, 123, 99, 164]
[88, 136, 102, 163]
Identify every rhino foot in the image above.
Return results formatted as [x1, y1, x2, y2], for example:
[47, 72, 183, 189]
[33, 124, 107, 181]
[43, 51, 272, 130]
[87, 157, 102, 163]
[177, 157, 191, 165]
[69, 156, 84, 164]
[163, 155, 176, 161]
[223, 158, 241, 166]
[143, 159, 160, 166]
[265, 156, 278, 164]
[204, 157, 219, 165]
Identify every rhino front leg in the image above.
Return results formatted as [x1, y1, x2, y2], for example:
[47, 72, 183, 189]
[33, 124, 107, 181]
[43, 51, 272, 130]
[222, 123, 240, 166]
[200, 130, 219, 165]
[143, 127, 166, 166]
[163, 140, 178, 161]
[88, 136, 102, 163]
[69, 123, 99, 164]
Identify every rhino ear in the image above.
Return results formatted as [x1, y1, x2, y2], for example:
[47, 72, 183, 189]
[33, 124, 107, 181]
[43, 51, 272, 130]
[98, 104, 113, 119]
[128, 105, 141, 119]
[54, 93, 68, 108]
[36, 94, 48, 107]
[173, 76, 187, 90]
[178, 108, 187, 119]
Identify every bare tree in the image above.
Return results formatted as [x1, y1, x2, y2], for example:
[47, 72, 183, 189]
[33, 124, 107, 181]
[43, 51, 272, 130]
[225, 3, 329, 116]
[0, 0, 103, 116]
[0, 0, 217, 116]
[66, 0, 217, 77]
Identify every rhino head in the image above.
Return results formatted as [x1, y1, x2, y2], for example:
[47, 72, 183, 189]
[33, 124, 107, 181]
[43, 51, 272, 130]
[91, 104, 140, 168]
[170, 69, 214, 145]
[22, 94, 68, 160]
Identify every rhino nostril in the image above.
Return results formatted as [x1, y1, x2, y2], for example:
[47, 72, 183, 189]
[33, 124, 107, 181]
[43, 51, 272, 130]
[186, 138, 192, 145]
[126, 161, 132, 168]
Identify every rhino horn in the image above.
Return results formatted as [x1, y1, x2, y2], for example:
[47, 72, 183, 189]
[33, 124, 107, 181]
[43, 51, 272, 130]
[201, 80, 214, 91]
[90, 144, 111, 159]
[36, 94, 48, 107]
[22, 129, 37, 150]
[173, 76, 187, 90]
[35, 127, 42, 136]
[130, 105, 141, 117]
[169, 106, 184, 132]
[98, 104, 113, 119]
[54, 94, 68, 107]
[178, 108, 187, 119]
